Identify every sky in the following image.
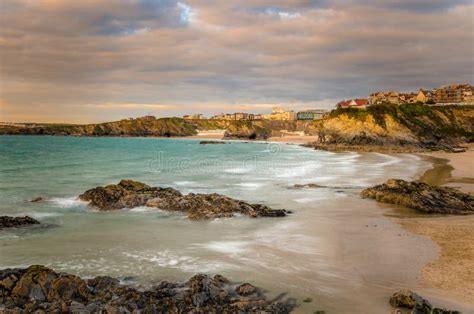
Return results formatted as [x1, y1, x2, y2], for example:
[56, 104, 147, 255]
[0, 0, 473, 123]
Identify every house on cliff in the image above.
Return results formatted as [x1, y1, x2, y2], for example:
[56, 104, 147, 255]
[337, 99, 369, 109]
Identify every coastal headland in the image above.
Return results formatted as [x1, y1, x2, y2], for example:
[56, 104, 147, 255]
[2, 103, 473, 153]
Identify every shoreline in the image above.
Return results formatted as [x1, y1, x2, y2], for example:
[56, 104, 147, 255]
[2, 134, 473, 310]
[399, 144, 474, 308]
[189, 134, 474, 308]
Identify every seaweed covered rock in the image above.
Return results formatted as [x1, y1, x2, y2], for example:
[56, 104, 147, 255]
[0, 265, 296, 313]
[0, 216, 40, 230]
[79, 180, 290, 219]
[389, 289, 460, 314]
[361, 179, 474, 214]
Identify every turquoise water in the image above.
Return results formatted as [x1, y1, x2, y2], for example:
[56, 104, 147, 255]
[0, 135, 459, 313]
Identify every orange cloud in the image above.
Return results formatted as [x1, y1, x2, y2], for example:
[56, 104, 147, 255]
[89, 103, 179, 110]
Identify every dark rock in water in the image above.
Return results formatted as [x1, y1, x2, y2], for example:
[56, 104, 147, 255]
[199, 140, 227, 145]
[30, 197, 44, 202]
[0, 216, 40, 229]
[291, 183, 324, 189]
[361, 179, 474, 215]
[0, 265, 296, 313]
[389, 289, 460, 314]
[236, 283, 257, 296]
[79, 180, 290, 219]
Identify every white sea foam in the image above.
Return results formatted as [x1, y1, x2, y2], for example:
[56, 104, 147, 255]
[174, 181, 196, 186]
[120, 250, 234, 272]
[234, 182, 264, 189]
[197, 240, 249, 254]
[294, 197, 321, 203]
[0, 233, 20, 240]
[122, 251, 197, 267]
[28, 212, 63, 218]
[224, 167, 251, 174]
[50, 197, 87, 208]
[129, 206, 152, 213]
[372, 153, 401, 166]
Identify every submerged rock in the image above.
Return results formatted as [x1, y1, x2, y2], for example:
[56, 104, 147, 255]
[79, 179, 290, 219]
[0, 216, 40, 230]
[0, 265, 296, 313]
[361, 179, 474, 214]
[30, 196, 44, 202]
[199, 140, 227, 145]
[236, 283, 257, 296]
[291, 183, 325, 189]
[389, 289, 460, 314]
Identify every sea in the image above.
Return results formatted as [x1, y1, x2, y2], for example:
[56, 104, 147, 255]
[0, 135, 462, 313]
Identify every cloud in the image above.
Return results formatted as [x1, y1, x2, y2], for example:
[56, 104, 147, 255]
[0, 0, 472, 123]
[88, 103, 179, 110]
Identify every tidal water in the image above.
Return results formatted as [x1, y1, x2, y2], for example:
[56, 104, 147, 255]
[0, 135, 459, 313]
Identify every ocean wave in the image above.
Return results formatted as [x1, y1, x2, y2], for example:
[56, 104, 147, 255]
[27, 212, 63, 218]
[120, 250, 233, 272]
[122, 251, 196, 267]
[196, 240, 250, 254]
[173, 181, 197, 186]
[129, 206, 153, 213]
[223, 167, 251, 174]
[293, 197, 320, 203]
[234, 182, 264, 189]
[372, 153, 402, 167]
[0, 233, 20, 240]
[49, 197, 87, 208]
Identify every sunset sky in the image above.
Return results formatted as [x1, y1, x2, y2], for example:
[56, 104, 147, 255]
[0, 0, 473, 123]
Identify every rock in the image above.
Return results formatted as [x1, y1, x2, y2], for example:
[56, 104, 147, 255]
[0, 216, 40, 229]
[361, 179, 474, 214]
[431, 309, 461, 314]
[236, 283, 257, 296]
[30, 197, 44, 202]
[0, 265, 297, 313]
[199, 141, 227, 145]
[79, 180, 290, 219]
[389, 289, 460, 314]
[389, 289, 431, 310]
[291, 183, 324, 189]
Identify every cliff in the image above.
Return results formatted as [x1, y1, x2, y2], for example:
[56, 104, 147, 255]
[0, 117, 198, 137]
[310, 104, 474, 152]
[1, 104, 473, 152]
[0, 117, 315, 139]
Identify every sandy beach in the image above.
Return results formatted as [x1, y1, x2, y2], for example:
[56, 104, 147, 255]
[400, 144, 474, 307]
[267, 135, 319, 144]
[185, 133, 320, 144]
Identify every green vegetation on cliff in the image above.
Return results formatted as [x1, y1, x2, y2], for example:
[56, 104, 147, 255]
[0, 117, 199, 137]
[326, 103, 474, 144]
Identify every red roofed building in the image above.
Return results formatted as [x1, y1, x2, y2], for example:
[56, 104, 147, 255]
[337, 99, 369, 109]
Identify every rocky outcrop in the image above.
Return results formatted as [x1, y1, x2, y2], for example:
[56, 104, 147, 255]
[389, 289, 460, 314]
[0, 216, 40, 230]
[79, 180, 290, 219]
[361, 179, 474, 214]
[308, 104, 474, 152]
[0, 265, 296, 313]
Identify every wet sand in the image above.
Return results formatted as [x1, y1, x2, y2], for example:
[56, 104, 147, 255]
[185, 134, 320, 144]
[267, 135, 319, 144]
[399, 144, 474, 308]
